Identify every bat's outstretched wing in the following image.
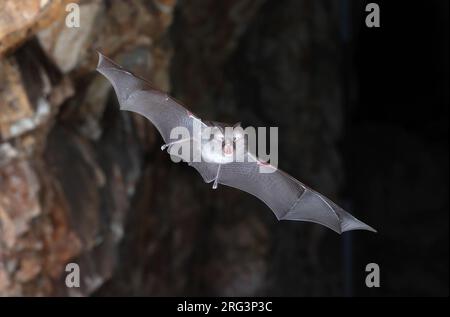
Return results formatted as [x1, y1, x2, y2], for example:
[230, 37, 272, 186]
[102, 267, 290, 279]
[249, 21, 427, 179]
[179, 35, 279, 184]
[96, 52, 201, 143]
[218, 154, 376, 234]
[97, 53, 216, 182]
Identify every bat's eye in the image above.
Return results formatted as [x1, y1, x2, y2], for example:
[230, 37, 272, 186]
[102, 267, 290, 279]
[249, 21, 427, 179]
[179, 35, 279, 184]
[233, 131, 244, 142]
[210, 127, 224, 141]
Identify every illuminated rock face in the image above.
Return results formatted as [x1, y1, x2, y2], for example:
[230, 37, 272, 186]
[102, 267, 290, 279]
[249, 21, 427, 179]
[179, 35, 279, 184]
[0, 0, 176, 296]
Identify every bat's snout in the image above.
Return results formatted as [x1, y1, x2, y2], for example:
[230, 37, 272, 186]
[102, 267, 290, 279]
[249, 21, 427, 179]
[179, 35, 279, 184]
[223, 142, 234, 156]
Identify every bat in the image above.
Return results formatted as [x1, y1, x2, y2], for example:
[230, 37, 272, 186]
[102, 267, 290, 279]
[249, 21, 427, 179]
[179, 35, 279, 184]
[96, 52, 376, 234]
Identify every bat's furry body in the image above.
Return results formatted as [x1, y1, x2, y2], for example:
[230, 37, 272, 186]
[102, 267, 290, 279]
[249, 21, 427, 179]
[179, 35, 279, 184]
[97, 53, 376, 234]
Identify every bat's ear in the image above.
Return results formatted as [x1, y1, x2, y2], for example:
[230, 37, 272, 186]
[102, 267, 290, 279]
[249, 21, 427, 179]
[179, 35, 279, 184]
[233, 122, 242, 128]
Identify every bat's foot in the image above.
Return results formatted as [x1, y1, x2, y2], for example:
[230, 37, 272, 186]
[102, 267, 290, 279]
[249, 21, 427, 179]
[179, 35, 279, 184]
[161, 144, 169, 151]
[212, 164, 221, 189]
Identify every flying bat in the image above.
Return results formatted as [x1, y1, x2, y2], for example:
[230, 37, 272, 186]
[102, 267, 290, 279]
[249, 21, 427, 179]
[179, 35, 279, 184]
[96, 52, 376, 234]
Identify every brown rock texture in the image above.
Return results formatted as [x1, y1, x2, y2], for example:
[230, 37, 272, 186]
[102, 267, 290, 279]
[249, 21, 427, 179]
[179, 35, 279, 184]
[0, 0, 77, 56]
[0, 0, 176, 296]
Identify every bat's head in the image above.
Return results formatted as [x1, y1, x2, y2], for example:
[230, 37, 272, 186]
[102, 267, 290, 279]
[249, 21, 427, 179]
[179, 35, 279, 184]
[212, 122, 245, 157]
[201, 122, 246, 162]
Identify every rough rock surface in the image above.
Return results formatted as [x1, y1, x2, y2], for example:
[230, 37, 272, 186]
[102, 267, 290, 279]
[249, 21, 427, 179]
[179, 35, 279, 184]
[0, 0, 76, 56]
[0, 0, 175, 296]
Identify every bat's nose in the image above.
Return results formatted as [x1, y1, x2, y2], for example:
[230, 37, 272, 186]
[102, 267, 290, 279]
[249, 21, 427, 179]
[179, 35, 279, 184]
[223, 142, 234, 156]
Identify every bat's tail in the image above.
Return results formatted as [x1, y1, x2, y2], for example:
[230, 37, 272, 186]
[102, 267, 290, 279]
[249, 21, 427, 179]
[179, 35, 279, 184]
[281, 189, 376, 234]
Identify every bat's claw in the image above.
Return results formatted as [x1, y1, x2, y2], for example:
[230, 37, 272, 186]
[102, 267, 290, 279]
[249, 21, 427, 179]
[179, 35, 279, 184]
[161, 138, 191, 152]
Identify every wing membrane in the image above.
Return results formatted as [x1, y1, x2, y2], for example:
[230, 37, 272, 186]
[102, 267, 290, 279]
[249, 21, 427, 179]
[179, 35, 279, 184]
[97, 53, 196, 143]
[218, 154, 376, 234]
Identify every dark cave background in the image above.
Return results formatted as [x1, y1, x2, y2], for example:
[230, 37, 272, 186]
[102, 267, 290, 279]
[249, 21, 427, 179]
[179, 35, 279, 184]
[0, 0, 447, 296]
